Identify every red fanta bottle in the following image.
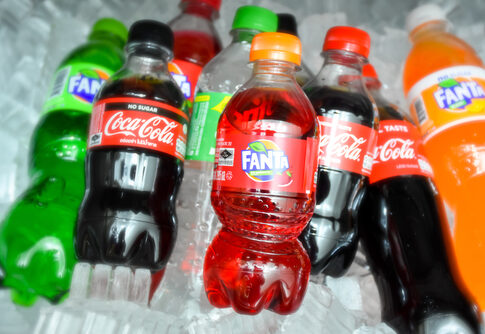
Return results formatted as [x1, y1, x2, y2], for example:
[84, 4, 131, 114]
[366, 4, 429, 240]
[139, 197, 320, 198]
[168, 0, 222, 103]
[203, 32, 319, 315]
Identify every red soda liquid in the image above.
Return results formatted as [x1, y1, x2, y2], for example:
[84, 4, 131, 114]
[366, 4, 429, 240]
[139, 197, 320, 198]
[204, 86, 317, 315]
[173, 30, 221, 67]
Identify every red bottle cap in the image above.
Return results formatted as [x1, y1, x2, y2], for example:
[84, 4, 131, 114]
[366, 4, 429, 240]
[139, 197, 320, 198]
[181, 0, 221, 12]
[363, 64, 378, 79]
[322, 26, 371, 58]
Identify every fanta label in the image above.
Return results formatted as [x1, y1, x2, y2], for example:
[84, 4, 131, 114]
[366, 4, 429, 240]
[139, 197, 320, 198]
[317, 116, 376, 176]
[407, 66, 485, 140]
[169, 59, 203, 103]
[43, 63, 112, 114]
[88, 97, 188, 161]
[370, 120, 433, 184]
[212, 118, 318, 195]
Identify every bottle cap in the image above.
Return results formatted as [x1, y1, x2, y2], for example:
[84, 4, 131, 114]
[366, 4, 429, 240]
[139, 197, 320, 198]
[90, 18, 128, 44]
[232, 6, 278, 33]
[277, 13, 298, 36]
[249, 32, 301, 66]
[181, 0, 221, 12]
[322, 26, 371, 58]
[406, 4, 447, 34]
[362, 64, 378, 79]
[127, 20, 173, 51]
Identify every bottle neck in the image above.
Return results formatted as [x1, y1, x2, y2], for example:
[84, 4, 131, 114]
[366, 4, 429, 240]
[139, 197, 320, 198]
[252, 59, 298, 83]
[315, 50, 367, 87]
[88, 30, 125, 50]
[409, 20, 448, 43]
[181, 1, 218, 20]
[124, 42, 171, 75]
[230, 28, 261, 44]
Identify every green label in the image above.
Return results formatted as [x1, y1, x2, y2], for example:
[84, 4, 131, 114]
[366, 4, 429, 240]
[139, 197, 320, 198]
[43, 63, 114, 114]
[186, 92, 232, 162]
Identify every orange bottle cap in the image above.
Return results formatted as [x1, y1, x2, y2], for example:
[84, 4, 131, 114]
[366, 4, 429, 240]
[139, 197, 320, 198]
[249, 32, 301, 66]
[363, 64, 378, 79]
[322, 26, 371, 58]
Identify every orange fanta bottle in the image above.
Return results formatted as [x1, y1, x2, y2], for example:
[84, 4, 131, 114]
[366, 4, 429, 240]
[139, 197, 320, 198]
[403, 4, 485, 310]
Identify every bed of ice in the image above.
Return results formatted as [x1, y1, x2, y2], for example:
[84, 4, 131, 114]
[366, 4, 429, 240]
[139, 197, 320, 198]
[1, 0, 485, 333]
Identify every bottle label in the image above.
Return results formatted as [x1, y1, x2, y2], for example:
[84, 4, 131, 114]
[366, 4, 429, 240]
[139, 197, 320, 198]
[370, 120, 434, 184]
[88, 97, 188, 161]
[186, 92, 232, 162]
[407, 65, 485, 141]
[317, 116, 376, 176]
[43, 63, 113, 114]
[169, 59, 203, 103]
[213, 122, 318, 194]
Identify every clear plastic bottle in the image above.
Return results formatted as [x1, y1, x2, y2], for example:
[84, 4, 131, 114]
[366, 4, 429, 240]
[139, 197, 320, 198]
[177, 5, 278, 288]
[168, 0, 223, 103]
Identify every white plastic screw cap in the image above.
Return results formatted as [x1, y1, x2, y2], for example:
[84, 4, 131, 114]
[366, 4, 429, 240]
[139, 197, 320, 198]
[405, 3, 447, 33]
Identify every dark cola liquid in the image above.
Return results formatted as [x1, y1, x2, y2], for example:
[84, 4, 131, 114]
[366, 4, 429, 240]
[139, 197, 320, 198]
[358, 103, 481, 333]
[75, 75, 185, 270]
[298, 86, 374, 277]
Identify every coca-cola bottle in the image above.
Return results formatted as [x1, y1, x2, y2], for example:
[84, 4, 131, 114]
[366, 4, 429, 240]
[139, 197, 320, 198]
[75, 20, 188, 270]
[358, 64, 481, 333]
[276, 13, 313, 86]
[298, 26, 377, 277]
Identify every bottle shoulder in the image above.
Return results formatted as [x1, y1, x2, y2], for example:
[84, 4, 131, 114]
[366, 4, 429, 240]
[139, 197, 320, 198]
[59, 41, 125, 70]
[196, 43, 252, 94]
[403, 32, 483, 92]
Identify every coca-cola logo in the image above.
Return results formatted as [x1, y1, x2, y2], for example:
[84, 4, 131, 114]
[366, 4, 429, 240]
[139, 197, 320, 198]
[375, 138, 415, 162]
[104, 111, 177, 144]
[319, 132, 366, 161]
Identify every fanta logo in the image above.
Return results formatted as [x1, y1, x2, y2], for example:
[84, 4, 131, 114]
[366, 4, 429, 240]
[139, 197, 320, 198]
[241, 140, 291, 183]
[68, 69, 109, 104]
[434, 78, 485, 110]
[375, 138, 415, 162]
[320, 132, 366, 161]
[168, 62, 191, 99]
[104, 111, 177, 144]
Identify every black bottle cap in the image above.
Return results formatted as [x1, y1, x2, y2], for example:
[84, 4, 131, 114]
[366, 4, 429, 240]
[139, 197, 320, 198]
[277, 13, 298, 36]
[127, 20, 174, 51]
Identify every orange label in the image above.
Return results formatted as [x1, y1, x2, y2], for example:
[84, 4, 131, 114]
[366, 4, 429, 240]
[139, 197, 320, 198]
[407, 66, 485, 140]
[168, 59, 203, 103]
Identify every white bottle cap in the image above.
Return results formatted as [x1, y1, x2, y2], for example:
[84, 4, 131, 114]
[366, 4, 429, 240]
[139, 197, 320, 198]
[405, 3, 447, 34]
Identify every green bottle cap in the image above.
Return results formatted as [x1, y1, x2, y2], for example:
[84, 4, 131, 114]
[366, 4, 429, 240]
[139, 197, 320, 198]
[231, 6, 278, 33]
[90, 18, 129, 43]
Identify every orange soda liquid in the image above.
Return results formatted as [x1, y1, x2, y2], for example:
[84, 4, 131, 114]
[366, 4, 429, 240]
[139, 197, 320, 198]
[403, 19, 485, 310]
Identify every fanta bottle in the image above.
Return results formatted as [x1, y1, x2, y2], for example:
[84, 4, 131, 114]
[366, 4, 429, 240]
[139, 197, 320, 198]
[203, 32, 318, 315]
[0, 18, 127, 305]
[403, 4, 485, 310]
[168, 0, 222, 104]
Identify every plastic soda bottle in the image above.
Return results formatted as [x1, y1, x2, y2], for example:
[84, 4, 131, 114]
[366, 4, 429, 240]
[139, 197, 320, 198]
[403, 4, 485, 310]
[298, 26, 377, 277]
[203, 32, 318, 315]
[359, 64, 481, 334]
[276, 13, 313, 86]
[168, 0, 223, 104]
[0, 18, 127, 305]
[75, 20, 188, 272]
[179, 5, 277, 279]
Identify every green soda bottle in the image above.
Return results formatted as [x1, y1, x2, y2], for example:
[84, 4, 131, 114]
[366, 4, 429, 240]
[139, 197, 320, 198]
[0, 18, 128, 306]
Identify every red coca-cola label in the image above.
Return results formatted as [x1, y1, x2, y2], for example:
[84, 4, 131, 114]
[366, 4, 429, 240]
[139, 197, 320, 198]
[317, 116, 376, 176]
[370, 120, 433, 184]
[213, 122, 318, 195]
[88, 97, 188, 161]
